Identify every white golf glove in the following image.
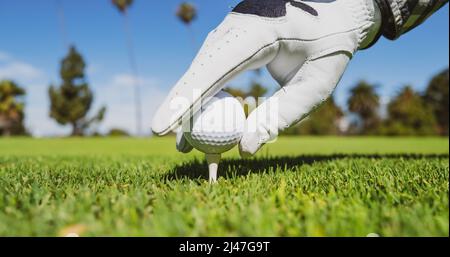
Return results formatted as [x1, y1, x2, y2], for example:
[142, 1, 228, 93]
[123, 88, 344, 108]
[152, 0, 382, 157]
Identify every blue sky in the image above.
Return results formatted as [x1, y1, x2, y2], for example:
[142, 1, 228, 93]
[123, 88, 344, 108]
[0, 0, 448, 136]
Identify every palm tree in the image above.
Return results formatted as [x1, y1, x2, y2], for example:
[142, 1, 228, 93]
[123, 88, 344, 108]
[112, 0, 143, 136]
[112, 0, 133, 12]
[248, 81, 268, 100]
[0, 80, 26, 136]
[347, 81, 380, 134]
[423, 68, 449, 135]
[385, 86, 438, 135]
[176, 2, 197, 48]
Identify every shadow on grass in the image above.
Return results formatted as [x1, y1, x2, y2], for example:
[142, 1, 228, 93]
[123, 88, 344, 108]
[164, 153, 449, 181]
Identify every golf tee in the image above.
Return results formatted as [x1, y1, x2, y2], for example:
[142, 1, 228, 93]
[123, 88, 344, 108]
[206, 153, 221, 184]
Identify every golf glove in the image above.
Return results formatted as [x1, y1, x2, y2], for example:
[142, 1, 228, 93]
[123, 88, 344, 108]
[152, 0, 447, 157]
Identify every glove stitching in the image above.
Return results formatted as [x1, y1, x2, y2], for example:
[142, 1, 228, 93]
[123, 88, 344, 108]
[309, 45, 355, 61]
[164, 33, 359, 135]
[346, 0, 377, 50]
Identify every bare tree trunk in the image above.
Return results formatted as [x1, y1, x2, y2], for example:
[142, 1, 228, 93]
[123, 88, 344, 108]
[71, 122, 82, 137]
[2, 129, 11, 137]
[0, 117, 12, 137]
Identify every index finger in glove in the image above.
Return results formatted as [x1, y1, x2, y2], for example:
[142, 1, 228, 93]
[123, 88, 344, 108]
[151, 14, 280, 135]
[240, 52, 351, 157]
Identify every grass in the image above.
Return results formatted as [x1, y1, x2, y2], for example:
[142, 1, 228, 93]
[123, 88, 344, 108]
[0, 136, 448, 236]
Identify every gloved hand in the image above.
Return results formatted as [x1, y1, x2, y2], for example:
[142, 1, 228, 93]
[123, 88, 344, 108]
[152, 0, 382, 157]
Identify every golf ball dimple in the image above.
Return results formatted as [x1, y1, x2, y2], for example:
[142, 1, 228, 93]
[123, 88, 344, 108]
[182, 91, 246, 154]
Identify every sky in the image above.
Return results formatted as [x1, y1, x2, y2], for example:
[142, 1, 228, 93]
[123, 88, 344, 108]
[0, 0, 448, 137]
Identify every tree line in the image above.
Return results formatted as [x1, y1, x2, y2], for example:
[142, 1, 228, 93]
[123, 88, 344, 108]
[225, 68, 449, 137]
[0, 1, 198, 137]
[284, 69, 449, 136]
[0, 45, 447, 137]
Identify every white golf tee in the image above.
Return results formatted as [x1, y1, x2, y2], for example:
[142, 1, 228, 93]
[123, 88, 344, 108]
[206, 153, 221, 184]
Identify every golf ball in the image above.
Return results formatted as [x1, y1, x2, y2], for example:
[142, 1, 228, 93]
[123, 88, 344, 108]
[182, 91, 246, 154]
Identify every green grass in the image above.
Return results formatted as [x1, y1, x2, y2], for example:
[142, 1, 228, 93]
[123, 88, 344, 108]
[0, 137, 448, 236]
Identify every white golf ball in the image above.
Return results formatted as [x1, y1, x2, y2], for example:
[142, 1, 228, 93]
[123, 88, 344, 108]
[182, 91, 246, 154]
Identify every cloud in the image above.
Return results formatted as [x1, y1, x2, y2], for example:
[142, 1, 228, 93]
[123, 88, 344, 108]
[94, 73, 167, 135]
[0, 51, 11, 61]
[0, 52, 61, 136]
[0, 52, 168, 137]
[86, 63, 101, 76]
[0, 60, 43, 81]
[110, 73, 158, 88]
[25, 103, 72, 137]
[26, 73, 167, 137]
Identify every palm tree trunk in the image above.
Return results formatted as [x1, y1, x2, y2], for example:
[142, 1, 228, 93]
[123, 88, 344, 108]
[55, 0, 69, 49]
[187, 24, 197, 52]
[122, 10, 142, 137]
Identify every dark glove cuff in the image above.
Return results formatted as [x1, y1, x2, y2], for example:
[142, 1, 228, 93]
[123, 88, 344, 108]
[374, 0, 397, 40]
